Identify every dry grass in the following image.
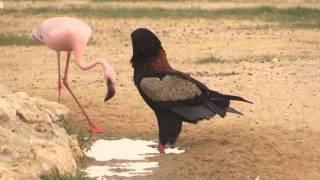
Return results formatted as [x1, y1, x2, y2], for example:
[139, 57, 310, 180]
[0, 33, 40, 46]
[2, 6, 320, 28]
[196, 56, 225, 64]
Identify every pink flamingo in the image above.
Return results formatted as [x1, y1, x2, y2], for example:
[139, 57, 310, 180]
[32, 17, 116, 134]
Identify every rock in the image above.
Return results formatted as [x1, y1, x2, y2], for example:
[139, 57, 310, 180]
[0, 90, 83, 180]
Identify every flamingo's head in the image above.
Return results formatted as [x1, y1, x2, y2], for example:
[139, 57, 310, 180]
[104, 77, 116, 102]
[104, 63, 116, 102]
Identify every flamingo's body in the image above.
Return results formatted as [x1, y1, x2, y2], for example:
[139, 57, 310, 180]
[32, 17, 116, 134]
[33, 17, 91, 51]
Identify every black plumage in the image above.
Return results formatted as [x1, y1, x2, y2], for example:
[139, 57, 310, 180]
[130, 28, 252, 153]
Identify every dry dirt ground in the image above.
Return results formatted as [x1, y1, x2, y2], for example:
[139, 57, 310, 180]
[1, 0, 320, 179]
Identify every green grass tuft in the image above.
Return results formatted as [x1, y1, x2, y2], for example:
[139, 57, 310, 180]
[61, 120, 76, 135]
[196, 56, 225, 64]
[61, 120, 92, 150]
[254, 54, 274, 63]
[77, 128, 92, 150]
[40, 168, 88, 180]
[0, 33, 41, 46]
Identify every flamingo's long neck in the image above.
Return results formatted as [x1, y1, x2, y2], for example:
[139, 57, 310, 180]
[74, 45, 116, 83]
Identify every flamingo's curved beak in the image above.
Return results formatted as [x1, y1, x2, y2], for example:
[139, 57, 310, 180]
[104, 78, 115, 102]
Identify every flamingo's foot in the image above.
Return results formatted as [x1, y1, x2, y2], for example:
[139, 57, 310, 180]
[89, 122, 104, 134]
[158, 144, 166, 154]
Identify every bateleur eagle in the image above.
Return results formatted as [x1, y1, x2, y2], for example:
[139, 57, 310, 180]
[130, 28, 252, 153]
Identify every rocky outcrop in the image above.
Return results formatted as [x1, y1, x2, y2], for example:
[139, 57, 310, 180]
[0, 90, 82, 180]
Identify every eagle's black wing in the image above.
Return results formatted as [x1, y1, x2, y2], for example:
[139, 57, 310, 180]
[139, 71, 251, 123]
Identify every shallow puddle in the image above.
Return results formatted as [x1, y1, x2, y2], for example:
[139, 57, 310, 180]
[84, 138, 185, 179]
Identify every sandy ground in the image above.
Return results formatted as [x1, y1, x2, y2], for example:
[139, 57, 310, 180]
[1, 1, 320, 179]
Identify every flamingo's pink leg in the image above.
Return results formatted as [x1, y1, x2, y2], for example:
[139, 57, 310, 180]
[62, 52, 103, 134]
[57, 52, 62, 103]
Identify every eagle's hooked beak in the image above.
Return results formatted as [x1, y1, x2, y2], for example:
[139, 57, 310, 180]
[104, 78, 115, 102]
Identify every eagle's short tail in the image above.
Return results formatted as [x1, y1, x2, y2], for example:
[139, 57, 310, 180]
[206, 90, 252, 118]
[226, 107, 243, 115]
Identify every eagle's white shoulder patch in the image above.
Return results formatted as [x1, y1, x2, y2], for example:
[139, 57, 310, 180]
[140, 75, 201, 102]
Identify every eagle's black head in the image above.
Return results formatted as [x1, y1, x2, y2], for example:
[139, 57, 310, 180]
[130, 28, 164, 69]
